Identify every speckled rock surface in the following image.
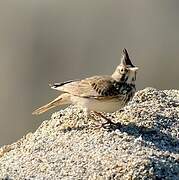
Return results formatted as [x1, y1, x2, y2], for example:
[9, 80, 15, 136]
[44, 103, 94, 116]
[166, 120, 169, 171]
[0, 88, 179, 180]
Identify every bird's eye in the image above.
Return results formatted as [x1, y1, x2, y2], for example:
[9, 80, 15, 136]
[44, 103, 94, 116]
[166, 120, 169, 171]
[119, 68, 125, 74]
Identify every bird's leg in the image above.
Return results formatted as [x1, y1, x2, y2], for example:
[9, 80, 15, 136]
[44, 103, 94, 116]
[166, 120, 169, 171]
[93, 111, 114, 125]
[83, 108, 89, 120]
[86, 111, 103, 128]
[92, 111, 119, 129]
[83, 109, 100, 127]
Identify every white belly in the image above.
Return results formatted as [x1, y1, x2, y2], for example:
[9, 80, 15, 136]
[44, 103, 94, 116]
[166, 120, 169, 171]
[71, 96, 125, 113]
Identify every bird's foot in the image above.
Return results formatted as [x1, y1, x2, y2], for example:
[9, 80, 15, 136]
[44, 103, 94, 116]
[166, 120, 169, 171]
[101, 119, 121, 130]
[92, 111, 121, 130]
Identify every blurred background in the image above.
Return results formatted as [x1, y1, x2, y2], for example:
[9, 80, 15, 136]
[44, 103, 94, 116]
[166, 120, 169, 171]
[0, 0, 179, 146]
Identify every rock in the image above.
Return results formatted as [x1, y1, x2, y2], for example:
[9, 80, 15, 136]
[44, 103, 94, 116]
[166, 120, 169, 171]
[0, 88, 179, 179]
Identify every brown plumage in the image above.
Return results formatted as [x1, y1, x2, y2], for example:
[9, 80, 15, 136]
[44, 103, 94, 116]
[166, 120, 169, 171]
[32, 48, 138, 123]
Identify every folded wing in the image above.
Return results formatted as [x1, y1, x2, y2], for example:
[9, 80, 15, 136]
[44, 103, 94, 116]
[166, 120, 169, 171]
[50, 76, 124, 99]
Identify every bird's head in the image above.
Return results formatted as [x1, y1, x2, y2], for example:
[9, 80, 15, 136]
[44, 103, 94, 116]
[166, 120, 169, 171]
[112, 48, 138, 84]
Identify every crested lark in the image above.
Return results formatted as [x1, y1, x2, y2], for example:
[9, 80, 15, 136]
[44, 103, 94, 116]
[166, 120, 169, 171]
[32, 49, 138, 127]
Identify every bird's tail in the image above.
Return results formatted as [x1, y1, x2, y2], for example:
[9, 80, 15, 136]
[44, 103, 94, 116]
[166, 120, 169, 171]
[32, 93, 71, 115]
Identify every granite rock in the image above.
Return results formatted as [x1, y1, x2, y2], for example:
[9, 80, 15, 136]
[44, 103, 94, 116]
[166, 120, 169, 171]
[0, 88, 179, 180]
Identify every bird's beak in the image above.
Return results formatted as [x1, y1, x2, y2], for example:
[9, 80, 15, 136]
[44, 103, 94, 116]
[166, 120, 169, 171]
[130, 67, 139, 72]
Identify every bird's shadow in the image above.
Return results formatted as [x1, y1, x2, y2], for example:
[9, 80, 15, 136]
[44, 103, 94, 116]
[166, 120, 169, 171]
[60, 114, 179, 178]
[148, 154, 179, 179]
[61, 114, 179, 154]
[107, 114, 179, 154]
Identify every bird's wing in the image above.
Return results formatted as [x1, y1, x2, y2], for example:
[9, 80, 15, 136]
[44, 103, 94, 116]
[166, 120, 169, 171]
[50, 76, 126, 99]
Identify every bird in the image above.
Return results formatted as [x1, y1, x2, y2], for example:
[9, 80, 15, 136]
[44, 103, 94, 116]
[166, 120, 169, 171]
[32, 48, 138, 127]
